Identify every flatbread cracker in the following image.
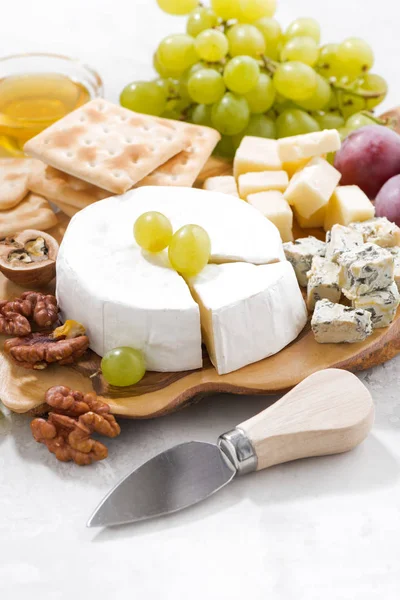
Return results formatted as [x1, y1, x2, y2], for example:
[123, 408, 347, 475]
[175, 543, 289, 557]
[0, 193, 58, 238]
[0, 158, 43, 210]
[50, 199, 79, 218]
[28, 163, 110, 209]
[137, 123, 220, 188]
[24, 99, 190, 194]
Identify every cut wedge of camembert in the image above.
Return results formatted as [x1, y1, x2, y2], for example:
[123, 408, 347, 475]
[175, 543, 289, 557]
[57, 186, 291, 373]
[188, 261, 307, 375]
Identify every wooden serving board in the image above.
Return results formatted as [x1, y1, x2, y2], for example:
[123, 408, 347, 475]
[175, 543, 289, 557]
[1, 146, 400, 418]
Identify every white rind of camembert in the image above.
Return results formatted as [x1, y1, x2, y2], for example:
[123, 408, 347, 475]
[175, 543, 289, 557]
[188, 261, 307, 375]
[57, 186, 287, 372]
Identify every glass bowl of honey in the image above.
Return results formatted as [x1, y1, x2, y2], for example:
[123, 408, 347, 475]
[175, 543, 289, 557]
[0, 52, 103, 156]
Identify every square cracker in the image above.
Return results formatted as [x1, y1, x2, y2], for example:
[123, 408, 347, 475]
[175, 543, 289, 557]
[23, 99, 190, 195]
[137, 123, 220, 188]
[0, 193, 58, 238]
[28, 163, 110, 209]
[0, 158, 43, 210]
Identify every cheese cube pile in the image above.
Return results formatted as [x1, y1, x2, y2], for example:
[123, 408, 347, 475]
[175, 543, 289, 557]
[229, 129, 376, 244]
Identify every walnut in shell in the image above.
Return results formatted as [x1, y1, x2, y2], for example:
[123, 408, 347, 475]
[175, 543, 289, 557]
[0, 229, 59, 288]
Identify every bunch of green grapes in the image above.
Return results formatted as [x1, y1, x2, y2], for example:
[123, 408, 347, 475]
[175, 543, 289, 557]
[120, 0, 389, 157]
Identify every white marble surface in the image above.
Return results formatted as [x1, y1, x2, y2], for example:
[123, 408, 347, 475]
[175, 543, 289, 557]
[1, 1, 400, 598]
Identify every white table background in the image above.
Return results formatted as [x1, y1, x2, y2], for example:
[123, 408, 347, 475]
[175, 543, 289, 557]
[1, 1, 400, 598]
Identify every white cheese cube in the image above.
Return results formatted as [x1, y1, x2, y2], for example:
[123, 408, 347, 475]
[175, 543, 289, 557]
[349, 217, 400, 248]
[247, 191, 293, 242]
[278, 130, 341, 164]
[234, 137, 282, 179]
[325, 224, 364, 262]
[188, 261, 307, 375]
[311, 299, 373, 344]
[338, 243, 394, 298]
[324, 185, 375, 232]
[306, 256, 341, 311]
[388, 247, 400, 291]
[203, 176, 239, 197]
[351, 283, 399, 329]
[294, 205, 326, 229]
[239, 170, 289, 199]
[284, 157, 341, 219]
[283, 236, 326, 287]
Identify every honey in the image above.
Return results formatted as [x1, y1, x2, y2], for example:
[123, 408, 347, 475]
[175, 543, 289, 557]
[0, 73, 91, 156]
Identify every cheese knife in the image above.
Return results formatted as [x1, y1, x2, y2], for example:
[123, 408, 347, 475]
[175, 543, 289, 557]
[87, 369, 374, 528]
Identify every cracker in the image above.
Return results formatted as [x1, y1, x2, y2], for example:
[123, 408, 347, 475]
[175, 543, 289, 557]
[0, 193, 58, 238]
[50, 199, 79, 218]
[137, 123, 220, 187]
[23, 99, 190, 194]
[0, 158, 43, 210]
[28, 163, 110, 209]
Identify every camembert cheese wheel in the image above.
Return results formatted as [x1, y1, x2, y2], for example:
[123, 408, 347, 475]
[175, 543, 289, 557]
[57, 186, 305, 373]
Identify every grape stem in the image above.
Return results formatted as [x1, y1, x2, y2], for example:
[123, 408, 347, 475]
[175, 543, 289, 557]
[260, 55, 278, 75]
[359, 110, 390, 126]
[332, 82, 384, 100]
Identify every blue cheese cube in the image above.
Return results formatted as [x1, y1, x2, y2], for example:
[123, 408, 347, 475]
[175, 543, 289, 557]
[311, 299, 373, 344]
[349, 217, 400, 248]
[388, 247, 400, 291]
[325, 224, 363, 262]
[306, 257, 341, 311]
[283, 236, 326, 287]
[338, 243, 394, 299]
[351, 283, 400, 329]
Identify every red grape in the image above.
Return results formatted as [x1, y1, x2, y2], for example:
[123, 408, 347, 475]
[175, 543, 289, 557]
[334, 125, 400, 198]
[375, 174, 400, 226]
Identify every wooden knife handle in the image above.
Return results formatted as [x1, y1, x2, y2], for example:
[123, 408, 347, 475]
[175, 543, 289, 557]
[237, 369, 374, 471]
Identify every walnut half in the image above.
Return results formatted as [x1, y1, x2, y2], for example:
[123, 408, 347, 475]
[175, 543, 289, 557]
[4, 332, 89, 370]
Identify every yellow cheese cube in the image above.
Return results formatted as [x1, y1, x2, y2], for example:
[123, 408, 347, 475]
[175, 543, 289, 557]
[294, 205, 326, 229]
[324, 185, 375, 232]
[283, 158, 309, 178]
[203, 176, 239, 197]
[234, 136, 282, 180]
[247, 191, 293, 242]
[238, 171, 289, 199]
[278, 130, 341, 164]
[284, 157, 341, 219]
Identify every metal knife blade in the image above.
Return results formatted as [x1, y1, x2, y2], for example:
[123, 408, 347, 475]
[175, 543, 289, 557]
[87, 441, 236, 528]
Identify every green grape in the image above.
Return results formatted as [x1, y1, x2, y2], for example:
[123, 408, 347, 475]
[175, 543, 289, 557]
[211, 0, 242, 20]
[234, 114, 276, 146]
[195, 29, 229, 62]
[243, 72, 275, 113]
[226, 24, 266, 58]
[168, 224, 211, 276]
[187, 7, 219, 37]
[134, 211, 173, 253]
[338, 126, 351, 141]
[296, 74, 332, 111]
[188, 68, 225, 105]
[315, 111, 345, 130]
[157, 0, 199, 16]
[359, 73, 388, 110]
[281, 36, 319, 67]
[179, 63, 205, 101]
[161, 100, 189, 121]
[316, 44, 342, 79]
[211, 92, 250, 135]
[273, 61, 317, 101]
[101, 347, 146, 387]
[223, 56, 260, 94]
[276, 108, 320, 138]
[214, 135, 236, 159]
[191, 104, 213, 127]
[239, 0, 276, 21]
[346, 112, 377, 132]
[336, 38, 374, 78]
[254, 17, 282, 60]
[153, 52, 182, 79]
[120, 81, 167, 116]
[285, 18, 321, 44]
[157, 34, 198, 75]
[339, 90, 366, 119]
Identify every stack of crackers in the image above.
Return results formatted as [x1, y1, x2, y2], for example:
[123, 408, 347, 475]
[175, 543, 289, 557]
[0, 99, 220, 238]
